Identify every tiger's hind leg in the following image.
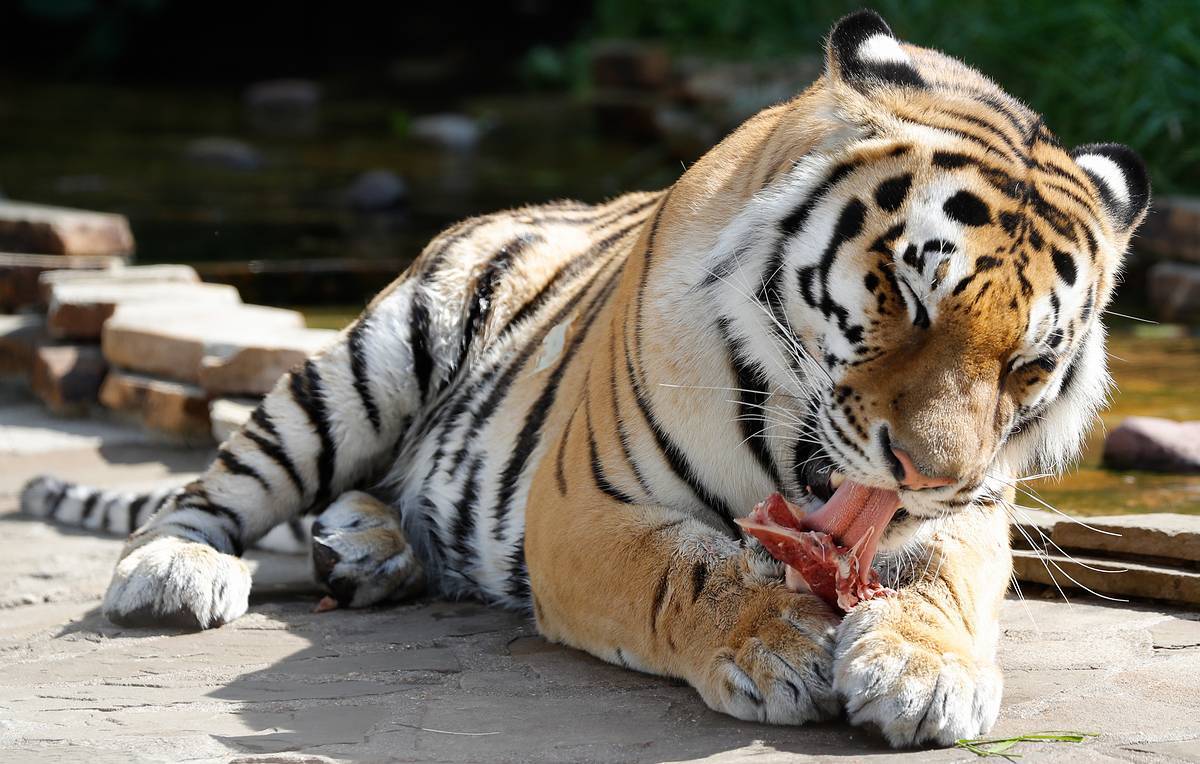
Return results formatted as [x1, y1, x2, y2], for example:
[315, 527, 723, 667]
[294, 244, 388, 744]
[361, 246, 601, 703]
[310, 491, 425, 609]
[102, 275, 441, 629]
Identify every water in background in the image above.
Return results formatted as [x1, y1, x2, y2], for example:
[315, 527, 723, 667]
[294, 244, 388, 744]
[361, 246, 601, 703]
[0, 80, 682, 304]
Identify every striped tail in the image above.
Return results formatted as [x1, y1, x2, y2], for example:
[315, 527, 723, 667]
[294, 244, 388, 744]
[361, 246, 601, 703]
[19, 475, 310, 554]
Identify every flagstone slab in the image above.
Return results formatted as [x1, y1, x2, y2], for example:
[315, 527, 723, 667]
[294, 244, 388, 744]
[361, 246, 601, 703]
[198, 326, 337, 395]
[48, 281, 241, 339]
[99, 369, 212, 441]
[30, 344, 107, 415]
[0, 251, 123, 312]
[1013, 549, 1200, 605]
[38, 263, 199, 303]
[0, 201, 134, 257]
[101, 304, 309, 386]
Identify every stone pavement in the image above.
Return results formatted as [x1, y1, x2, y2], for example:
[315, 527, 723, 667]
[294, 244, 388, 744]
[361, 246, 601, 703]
[1, 385, 1199, 763]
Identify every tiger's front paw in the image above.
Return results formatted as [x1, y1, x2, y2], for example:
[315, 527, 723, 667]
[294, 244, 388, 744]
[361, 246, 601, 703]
[834, 598, 1002, 747]
[103, 536, 251, 629]
[695, 586, 840, 725]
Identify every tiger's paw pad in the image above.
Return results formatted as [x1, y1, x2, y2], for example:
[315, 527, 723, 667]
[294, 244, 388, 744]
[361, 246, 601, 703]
[699, 588, 840, 725]
[311, 491, 424, 609]
[834, 600, 1002, 747]
[102, 536, 251, 630]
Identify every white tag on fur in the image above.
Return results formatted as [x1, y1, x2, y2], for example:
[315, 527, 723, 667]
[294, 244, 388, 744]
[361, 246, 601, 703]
[533, 315, 573, 372]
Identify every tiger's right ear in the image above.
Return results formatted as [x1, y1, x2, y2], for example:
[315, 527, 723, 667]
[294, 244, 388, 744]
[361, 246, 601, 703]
[825, 9, 925, 92]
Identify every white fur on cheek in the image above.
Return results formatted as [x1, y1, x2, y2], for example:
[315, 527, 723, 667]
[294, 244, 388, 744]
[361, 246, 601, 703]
[1001, 323, 1110, 478]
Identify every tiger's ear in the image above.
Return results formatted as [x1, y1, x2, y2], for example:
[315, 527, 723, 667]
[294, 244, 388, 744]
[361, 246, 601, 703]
[1071, 143, 1151, 234]
[825, 9, 925, 92]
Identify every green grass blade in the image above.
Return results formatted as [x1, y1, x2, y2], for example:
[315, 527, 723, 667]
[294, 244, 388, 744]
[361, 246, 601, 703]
[955, 731, 1097, 759]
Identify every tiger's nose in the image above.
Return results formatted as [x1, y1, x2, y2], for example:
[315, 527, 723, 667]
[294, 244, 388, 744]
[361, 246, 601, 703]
[890, 447, 956, 490]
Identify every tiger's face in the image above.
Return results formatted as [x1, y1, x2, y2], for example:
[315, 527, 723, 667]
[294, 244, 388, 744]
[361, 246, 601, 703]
[697, 12, 1149, 537]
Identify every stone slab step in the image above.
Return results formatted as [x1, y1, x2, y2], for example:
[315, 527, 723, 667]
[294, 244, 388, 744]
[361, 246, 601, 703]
[198, 327, 337, 395]
[1013, 510, 1200, 569]
[0, 252, 125, 312]
[99, 369, 211, 442]
[101, 304, 328, 392]
[1051, 513, 1200, 569]
[38, 264, 199, 304]
[47, 281, 241, 340]
[0, 314, 48, 377]
[1012, 549, 1200, 606]
[31, 345, 107, 415]
[0, 201, 134, 257]
[209, 396, 259, 443]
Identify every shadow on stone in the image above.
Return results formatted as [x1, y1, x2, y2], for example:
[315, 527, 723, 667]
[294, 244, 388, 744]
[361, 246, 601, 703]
[197, 584, 903, 761]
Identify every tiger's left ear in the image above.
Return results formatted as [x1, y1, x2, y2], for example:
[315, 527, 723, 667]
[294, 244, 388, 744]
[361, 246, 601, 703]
[1071, 143, 1151, 234]
[825, 9, 925, 92]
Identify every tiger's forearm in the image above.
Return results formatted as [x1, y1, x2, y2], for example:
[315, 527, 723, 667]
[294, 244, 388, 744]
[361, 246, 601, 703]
[889, 503, 1013, 657]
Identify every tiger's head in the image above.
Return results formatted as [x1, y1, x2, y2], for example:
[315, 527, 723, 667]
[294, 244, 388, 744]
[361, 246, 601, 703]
[658, 10, 1149, 537]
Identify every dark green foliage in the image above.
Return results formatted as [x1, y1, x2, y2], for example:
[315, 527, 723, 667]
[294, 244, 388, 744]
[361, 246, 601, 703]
[586, 0, 1200, 194]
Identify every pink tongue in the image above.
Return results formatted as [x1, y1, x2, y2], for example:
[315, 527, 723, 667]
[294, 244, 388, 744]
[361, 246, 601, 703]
[802, 480, 901, 582]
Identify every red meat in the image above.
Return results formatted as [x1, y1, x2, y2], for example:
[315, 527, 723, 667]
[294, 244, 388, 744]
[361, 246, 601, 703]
[736, 489, 899, 613]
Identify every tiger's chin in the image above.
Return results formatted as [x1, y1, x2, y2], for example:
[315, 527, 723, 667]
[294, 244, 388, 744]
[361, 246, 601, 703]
[876, 508, 924, 552]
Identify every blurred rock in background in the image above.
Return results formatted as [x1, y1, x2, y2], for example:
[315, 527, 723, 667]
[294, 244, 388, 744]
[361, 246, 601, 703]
[1104, 416, 1200, 474]
[244, 79, 322, 135]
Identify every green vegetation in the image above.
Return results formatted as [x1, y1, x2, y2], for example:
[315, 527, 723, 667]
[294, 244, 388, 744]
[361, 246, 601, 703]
[956, 731, 1098, 760]
[584, 0, 1200, 194]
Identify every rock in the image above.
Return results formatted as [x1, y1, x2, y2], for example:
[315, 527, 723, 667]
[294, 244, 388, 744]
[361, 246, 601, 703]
[343, 170, 408, 211]
[1147, 261, 1200, 323]
[38, 263, 199, 304]
[46, 281, 240, 340]
[31, 345, 107, 415]
[244, 79, 321, 134]
[0, 201, 135, 257]
[1138, 196, 1200, 265]
[209, 396, 259, 443]
[198, 326, 336, 395]
[99, 370, 212, 441]
[590, 94, 660, 140]
[1050, 513, 1200, 568]
[1013, 550, 1200, 606]
[184, 137, 262, 171]
[0, 252, 124, 312]
[101, 303, 309, 387]
[410, 114, 482, 151]
[590, 41, 671, 91]
[0, 314, 48, 377]
[1103, 416, 1200, 473]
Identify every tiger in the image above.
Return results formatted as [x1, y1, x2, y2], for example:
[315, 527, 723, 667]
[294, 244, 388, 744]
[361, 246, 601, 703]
[19, 9, 1148, 747]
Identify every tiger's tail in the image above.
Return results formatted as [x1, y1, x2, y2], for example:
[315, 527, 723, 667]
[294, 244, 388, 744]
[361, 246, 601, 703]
[19, 475, 310, 553]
